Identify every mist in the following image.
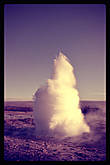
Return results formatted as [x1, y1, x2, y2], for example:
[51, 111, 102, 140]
[33, 52, 90, 137]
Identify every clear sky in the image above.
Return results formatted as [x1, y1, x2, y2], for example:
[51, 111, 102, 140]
[4, 4, 106, 101]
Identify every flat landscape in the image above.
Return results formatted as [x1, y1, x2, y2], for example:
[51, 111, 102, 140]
[4, 101, 106, 161]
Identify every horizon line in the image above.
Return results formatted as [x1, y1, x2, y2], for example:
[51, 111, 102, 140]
[4, 98, 106, 102]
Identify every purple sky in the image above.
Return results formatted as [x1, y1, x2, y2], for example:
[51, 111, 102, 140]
[4, 4, 106, 101]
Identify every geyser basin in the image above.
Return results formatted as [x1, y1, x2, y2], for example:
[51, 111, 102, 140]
[33, 52, 90, 137]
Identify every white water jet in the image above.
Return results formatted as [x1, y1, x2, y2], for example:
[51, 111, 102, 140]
[33, 52, 90, 137]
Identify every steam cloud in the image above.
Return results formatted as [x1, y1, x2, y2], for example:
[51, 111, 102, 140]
[33, 52, 90, 137]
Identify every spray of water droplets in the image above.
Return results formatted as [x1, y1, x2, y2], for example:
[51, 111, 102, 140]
[33, 52, 90, 137]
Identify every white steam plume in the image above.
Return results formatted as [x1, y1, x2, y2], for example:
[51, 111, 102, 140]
[33, 52, 90, 137]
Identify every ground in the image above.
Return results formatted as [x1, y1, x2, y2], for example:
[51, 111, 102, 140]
[4, 101, 106, 161]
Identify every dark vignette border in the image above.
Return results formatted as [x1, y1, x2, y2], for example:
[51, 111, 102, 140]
[0, 0, 109, 165]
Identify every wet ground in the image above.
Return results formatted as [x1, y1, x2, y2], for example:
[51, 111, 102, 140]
[4, 101, 106, 161]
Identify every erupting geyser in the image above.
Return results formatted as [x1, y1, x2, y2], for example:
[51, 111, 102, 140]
[33, 52, 90, 137]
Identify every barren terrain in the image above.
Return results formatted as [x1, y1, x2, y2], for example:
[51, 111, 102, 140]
[4, 101, 106, 161]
